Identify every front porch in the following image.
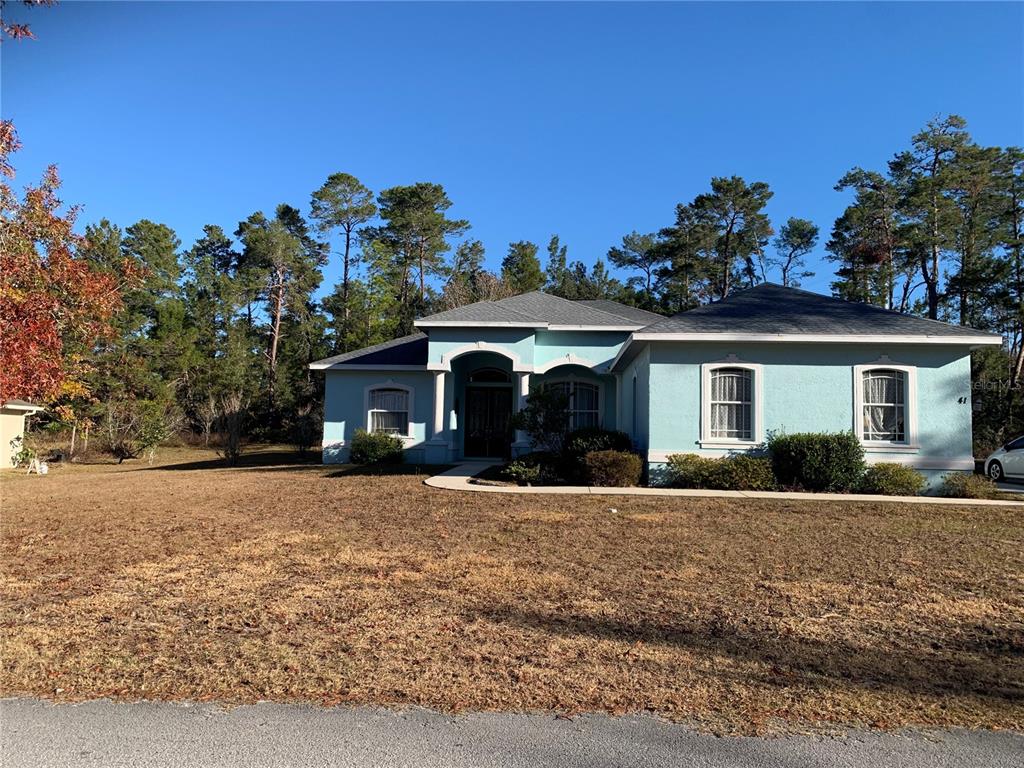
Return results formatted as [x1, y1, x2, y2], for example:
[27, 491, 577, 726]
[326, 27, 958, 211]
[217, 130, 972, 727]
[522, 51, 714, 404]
[422, 349, 619, 464]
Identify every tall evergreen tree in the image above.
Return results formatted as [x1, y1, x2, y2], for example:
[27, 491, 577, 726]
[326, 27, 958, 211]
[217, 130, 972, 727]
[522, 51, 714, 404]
[769, 218, 818, 288]
[310, 173, 377, 349]
[828, 169, 909, 309]
[671, 176, 773, 299]
[544, 235, 574, 298]
[607, 231, 665, 308]
[889, 115, 970, 319]
[501, 240, 545, 294]
[363, 183, 469, 330]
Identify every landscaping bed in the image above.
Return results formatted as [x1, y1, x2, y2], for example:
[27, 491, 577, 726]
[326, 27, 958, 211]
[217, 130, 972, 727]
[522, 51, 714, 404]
[1, 446, 1022, 734]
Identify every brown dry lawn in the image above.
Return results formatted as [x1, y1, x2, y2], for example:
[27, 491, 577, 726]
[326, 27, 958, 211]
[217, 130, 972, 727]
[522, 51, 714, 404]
[1, 446, 1022, 734]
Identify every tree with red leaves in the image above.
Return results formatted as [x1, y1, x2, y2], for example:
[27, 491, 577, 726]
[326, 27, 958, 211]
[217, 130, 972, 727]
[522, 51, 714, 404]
[0, 122, 138, 404]
[0, 0, 53, 42]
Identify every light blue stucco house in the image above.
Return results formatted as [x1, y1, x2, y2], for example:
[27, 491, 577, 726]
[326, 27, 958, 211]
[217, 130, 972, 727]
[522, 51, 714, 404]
[311, 284, 1003, 488]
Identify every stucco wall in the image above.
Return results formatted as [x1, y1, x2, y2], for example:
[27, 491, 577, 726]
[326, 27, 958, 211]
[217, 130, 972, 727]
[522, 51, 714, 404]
[643, 341, 975, 490]
[0, 410, 28, 469]
[426, 328, 535, 370]
[619, 345, 651, 451]
[322, 370, 434, 464]
[533, 330, 629, 372]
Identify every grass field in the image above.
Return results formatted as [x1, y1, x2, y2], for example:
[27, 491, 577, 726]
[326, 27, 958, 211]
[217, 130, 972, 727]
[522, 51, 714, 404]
[1, 446, 1022, 734]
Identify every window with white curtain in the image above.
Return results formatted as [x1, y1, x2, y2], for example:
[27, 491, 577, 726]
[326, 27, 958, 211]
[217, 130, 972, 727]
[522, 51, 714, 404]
[368, 387, 409, 435]
[861, 369, 906, 442]
[547, 380, 600, 430]
[709, 367, 753, 440]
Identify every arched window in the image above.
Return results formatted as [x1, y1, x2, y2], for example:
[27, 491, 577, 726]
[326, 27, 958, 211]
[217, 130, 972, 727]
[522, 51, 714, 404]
[860, 368, 907, 443]
[709, 367, 753, 440]
[367, 386, 410, 435]
[468, 367, 511, 383]
[700, 361, 762, 446]
[547, 380, 600, 430]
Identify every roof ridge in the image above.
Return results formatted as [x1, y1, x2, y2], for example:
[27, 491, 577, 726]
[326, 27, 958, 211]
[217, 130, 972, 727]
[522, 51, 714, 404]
[523, 290, 650, 325]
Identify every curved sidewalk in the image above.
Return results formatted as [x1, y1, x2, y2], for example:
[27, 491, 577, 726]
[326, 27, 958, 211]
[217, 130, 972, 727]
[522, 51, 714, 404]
[424, 463, 1024, 506]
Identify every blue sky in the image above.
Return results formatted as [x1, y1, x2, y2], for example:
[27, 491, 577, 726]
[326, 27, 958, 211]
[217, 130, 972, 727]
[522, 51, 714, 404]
[3, 1, 1022, 298]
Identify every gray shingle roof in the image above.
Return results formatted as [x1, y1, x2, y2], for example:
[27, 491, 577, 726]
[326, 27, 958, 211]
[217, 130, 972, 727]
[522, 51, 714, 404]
[309, 333, 427, 369]
[416, 291, 648, 328]
[576, 300, 665, 324]
[639, 284, 1002, 340]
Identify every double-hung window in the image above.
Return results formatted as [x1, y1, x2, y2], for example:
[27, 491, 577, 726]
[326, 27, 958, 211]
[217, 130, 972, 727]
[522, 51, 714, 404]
[368, 387, 410, 436]
[860, 368, 907, 443]
[700, 362, 762, 446]
[709, 367, 753, 440]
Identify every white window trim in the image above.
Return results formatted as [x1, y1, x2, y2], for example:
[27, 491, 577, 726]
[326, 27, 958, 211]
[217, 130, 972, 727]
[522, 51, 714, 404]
[700, 358, 764, 449]
[853, 360, 919, 451]
[546, 374, 604, 430]
[363, 381, 416, 442]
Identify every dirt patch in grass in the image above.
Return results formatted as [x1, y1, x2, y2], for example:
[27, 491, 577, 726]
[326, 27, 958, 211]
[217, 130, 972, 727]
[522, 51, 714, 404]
[1, 446, 1022, 734]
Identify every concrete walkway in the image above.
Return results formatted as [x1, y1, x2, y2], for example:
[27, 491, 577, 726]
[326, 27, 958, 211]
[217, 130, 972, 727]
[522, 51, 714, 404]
[425, 463, 1024, 506]
[3, 699, 1022, 768]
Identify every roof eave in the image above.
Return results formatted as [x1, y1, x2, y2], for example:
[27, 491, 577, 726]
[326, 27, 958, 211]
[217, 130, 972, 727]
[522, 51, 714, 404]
[413, 320, 547, 329]
[309, 363, 427, 372]
[631, 332, 1003, 345]
[546, 324, 643, 332]
[1, 402, 44, 412]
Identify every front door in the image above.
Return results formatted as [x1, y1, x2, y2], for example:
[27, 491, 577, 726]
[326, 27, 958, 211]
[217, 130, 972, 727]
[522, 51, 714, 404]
[464, 386, 513, 459]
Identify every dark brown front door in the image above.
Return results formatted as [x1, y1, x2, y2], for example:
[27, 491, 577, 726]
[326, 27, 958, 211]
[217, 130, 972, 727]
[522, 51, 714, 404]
[464, 386, 513, 459]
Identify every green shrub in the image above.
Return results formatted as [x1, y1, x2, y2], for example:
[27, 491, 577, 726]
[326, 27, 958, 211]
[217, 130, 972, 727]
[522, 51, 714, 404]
[860, 463, 925, 496]
[564, 428, 633, 457]
[666, 453, 778, 491]
[666, 453, 718, 488]
[502, 459, 541, 485]
[502, 451, 563, 485]
[716, 454, 779, 491]
[583, 449, 643, 487]
[349, 429, 405, 464]
[562, 428, 633, 482]
[941, 472, 999, 500]
[509, 388, 571, 454]
[768, 431, 866, 492]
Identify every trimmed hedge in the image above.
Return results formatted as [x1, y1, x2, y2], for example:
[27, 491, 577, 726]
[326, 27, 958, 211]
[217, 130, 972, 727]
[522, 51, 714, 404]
[502, 451, 562, 486]
[563, 428, 633, 482]
[349, 429, 404, 465]
[583, 449, 643, 487]
[860, 463, 925, 496]
[767, 431, 866, 492]
[666, 453, 778, 491]
[564, 428, 633, 458]
[941, 472, 999, 499]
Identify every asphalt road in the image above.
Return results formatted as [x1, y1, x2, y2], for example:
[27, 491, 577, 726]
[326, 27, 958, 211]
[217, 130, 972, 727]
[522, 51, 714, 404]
[2, 699, 1022, 768]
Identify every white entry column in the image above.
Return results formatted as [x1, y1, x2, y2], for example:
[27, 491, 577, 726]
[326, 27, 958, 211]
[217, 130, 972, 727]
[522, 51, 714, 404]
[431, 370, 446, 441]
[513, 371, 531, 449]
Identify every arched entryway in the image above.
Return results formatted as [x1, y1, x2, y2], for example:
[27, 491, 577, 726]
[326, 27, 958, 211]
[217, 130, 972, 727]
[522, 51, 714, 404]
[463, 366, 514, 459]
[447, 351, 519, 460]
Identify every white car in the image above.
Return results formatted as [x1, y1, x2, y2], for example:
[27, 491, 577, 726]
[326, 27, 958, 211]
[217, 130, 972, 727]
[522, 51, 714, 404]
[985, 436, 1024, 482]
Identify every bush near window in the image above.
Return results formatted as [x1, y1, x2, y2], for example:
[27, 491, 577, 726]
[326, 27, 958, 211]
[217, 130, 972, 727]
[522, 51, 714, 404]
[510, 388, 571, 454]
[562, 427, 633, 481]
[666, 453, 778, 491]
[768, 431, 866, 492]
[583, 449, 643, 487]
[941, 472, 999, 500]
[564, 427, 633, 456]
[349, 429, 404, 465]
[502, 451, 563, 485]
[860, 462, 925, 496]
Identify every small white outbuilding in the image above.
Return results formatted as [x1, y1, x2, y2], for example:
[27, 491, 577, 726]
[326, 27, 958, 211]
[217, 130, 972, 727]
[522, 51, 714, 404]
[0, 400, 43, 469]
